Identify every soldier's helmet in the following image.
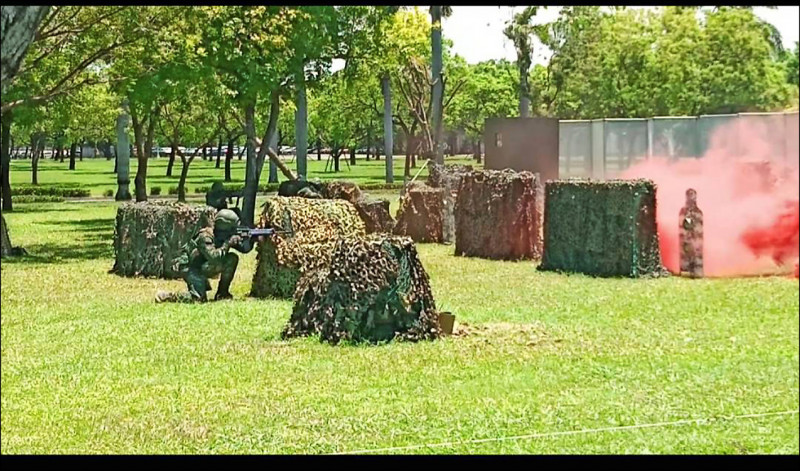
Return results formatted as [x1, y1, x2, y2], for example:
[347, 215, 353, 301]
[214, 209, 240, 232]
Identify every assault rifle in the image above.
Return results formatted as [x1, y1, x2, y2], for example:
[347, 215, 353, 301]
[235, 211, 294, 239]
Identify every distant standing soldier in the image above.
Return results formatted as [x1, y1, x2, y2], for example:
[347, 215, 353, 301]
[156, 209, 253, 303]
[206, 181, 242, 219]
[205, 181, 229, 210]
[679, 188, 703, 278]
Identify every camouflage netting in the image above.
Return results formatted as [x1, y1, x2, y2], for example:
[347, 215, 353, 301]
[250, 197, 366, 299]
[393, 185, 444, 243]
[320, 180, 394, 233]
[354, 199, 395, 234]
[428, 163, 474, 243]
[320, 180, 363, 204]
[112, 201, 216, 278]
[539, 179, 667, 277]
[455, 169, 543, 260]
[283, 234, 440, 344]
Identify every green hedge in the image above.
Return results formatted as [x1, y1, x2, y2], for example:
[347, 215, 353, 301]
[11, 186, 90, 197]
[11, 195, 66, 203]
[539, 179, 667, 277]
[193, 181, 405, 195]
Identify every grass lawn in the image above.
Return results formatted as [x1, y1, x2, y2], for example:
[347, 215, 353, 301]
[8, 154, 476, 197]
[1, 198, 797, 454]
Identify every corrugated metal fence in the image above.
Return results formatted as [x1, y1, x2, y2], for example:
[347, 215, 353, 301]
[559, 111, 800, 179]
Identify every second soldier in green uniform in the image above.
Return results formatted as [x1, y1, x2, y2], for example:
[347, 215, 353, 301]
[156, 209, 253, 303]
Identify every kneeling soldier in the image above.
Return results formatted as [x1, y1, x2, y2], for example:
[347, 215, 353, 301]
[156, 209, 253, 303]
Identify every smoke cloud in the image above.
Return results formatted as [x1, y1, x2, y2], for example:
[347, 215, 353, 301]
[621, 120, 799, 277]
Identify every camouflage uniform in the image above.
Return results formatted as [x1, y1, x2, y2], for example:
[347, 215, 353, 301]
[679, 188, 703, 278]
[157, 210, 253, 303]
[278, 179, 323, 199]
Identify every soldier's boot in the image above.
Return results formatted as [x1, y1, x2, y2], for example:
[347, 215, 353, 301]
[186, 270, 210, 302]
[155, 290, 200, 303]
[214, 252, 239, 301]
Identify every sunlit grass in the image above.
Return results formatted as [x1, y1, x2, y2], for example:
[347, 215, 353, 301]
[1, 201, 798, 454]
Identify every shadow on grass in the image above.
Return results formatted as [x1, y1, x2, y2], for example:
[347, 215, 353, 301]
[5, 205, 83, 214]
[2, 241, 112, 264]
[4, 217, 115, 264]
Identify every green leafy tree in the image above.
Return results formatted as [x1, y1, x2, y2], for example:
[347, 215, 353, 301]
[503, 6, 543, 118]
[198, 6, 307, 225]
[445, 60, 518, 159]
[429, 6, 452, 164]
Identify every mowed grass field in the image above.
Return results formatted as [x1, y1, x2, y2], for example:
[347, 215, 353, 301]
[1, 156, 798, 454]
[7, 153, 474, 197]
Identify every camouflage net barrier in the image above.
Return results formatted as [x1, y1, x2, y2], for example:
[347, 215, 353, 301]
[283, 234, 440, 344]
[321, 181, 395, 233]
[393, 186, 444, 243]
[250, 197, 366, 299]
[428, 163, 475, 243]
[455, 169, 543, 260]
[112, 201, 216, 278]
[320, 181, 363, 204]
[354, 199, 395, 234]
[539, 179, 667, 277]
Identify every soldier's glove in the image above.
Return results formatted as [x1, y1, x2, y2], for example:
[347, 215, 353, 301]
[227, 235, 243, 247]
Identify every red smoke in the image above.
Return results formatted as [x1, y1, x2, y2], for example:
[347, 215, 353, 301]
[621, 120, 799, 278]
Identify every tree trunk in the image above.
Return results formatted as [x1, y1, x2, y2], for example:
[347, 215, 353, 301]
[134, 109, 154, 202]
[1, 112, 12, 211]
[243, 90, 287, 225]
[69, 142, 77, 170]
[115, 99, 132, 201]
[31, 134, 40, 185]
[404, 150, 411, 179]
[114, 144, 118, 173]
[166, 144, 175, 177]
[0, 6, 50, 92]
[224, 137, 234, 181]
[1, 212, 13, 257]
[382, 73, 394, 183]
[57, 146, 63, 162]
[202, 146, 207, 161]
[268, 130, 278, 184]
[316, 137, 322, 161]
[242, 101, 259, 227]
[366, 128, 372, 161]
[411, 135, 417, 168]
[131, 112, 144, 165]
[145, 109, 157, 160]
[349, 146, 356, 166]
[295, 71, 308, 179]
[430, 6, 444, 165]
[237, 145, 245, 160]
[177, 157, 190, 202]
[334, 152, 341, 172]
[215, 137, 222, 168]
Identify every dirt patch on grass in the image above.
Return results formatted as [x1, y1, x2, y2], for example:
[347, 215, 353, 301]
[453, 321, 559, 347]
